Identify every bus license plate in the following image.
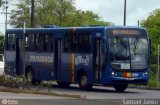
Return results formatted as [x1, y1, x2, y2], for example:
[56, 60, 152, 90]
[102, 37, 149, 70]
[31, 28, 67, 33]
[131, 73, 139, 77]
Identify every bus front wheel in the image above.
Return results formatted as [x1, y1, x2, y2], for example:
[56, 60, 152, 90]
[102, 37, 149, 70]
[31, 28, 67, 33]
[78, 73, 93, 90]
[113, 84, 128, 92]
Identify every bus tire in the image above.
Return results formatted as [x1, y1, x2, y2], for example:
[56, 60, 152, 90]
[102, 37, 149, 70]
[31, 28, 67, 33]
[26, 68, 37, 85]
[78, 73, 93, 90]
[113, 84, 128, 92]
[57, 81, 70, 88]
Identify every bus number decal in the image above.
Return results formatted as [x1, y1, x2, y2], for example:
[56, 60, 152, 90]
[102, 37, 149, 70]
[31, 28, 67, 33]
[75, 56, 89, 65]
[29, 56, 53, 63]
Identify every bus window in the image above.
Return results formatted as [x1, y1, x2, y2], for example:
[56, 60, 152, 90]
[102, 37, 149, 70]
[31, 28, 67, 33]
[78, 33, 92, 53]
[25, 34, 35, 51]
[83, 33, 92, 52]
[64, 33, 76, 52]
[35, 34, 44, 51]
[44, 34, 52, 52]
[25, 34, 29, 50]
[64, 32, 92, 53]
[73, 33, 78, 52]
[64, 34, 70, 52]
[7, 34, 15, 51]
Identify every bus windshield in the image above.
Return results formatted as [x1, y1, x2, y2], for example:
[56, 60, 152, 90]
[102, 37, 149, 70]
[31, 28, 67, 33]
[109, 37, 148, 70]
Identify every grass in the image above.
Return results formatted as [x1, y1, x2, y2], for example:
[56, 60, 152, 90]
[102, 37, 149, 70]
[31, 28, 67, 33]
[0, 76, 85, 99]
[148, 64, 160, 89]
[148, 74, 160, 88]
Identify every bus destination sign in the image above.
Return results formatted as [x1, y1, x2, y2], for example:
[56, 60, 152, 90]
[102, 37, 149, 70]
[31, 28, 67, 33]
[112, 30, 141, 35]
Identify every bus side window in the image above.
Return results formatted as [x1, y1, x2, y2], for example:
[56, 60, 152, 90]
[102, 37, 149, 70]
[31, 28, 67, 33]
[35, 34, 44, 51]
[73, 33, 78, 52]
[64, 34, 69, 52]
[64, 32, 92, 53]
[78, 34, 83, 52]
[26, 34, 35, 51]
[7, 34, 15, 51]
[78, 33, 92, 53]
[83, 33, 91, 52]
[25, 34, 29, 51]
[44, 34, 52, 52]
[64, 33, 78, 53]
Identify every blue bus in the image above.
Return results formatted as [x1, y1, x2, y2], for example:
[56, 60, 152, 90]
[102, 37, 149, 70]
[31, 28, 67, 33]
[4, 26, 150, 92]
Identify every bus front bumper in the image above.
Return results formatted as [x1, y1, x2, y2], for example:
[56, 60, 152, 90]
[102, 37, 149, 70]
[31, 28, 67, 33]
[102, 76, 149, 85]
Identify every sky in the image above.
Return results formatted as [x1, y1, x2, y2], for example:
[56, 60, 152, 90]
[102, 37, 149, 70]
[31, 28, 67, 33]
[0, 0, 160, 34]
[74, 0, 160, 25]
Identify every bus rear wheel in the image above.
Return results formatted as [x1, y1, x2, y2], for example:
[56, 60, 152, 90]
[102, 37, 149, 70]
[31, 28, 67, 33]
[57, 81, 70, 88]
[78, 73, 93, 90]
[26, 69, 40, 85]
[113, 84, 128, 92]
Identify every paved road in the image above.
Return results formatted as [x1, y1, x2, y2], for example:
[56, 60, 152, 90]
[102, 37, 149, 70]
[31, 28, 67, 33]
[0, 84, 160, 105]
[50, 84, 160, 99]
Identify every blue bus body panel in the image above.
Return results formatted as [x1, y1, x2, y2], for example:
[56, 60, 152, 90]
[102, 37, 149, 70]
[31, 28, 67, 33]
[25, 52, 54, 80]
[74, 54, 94, 83]
[5, 51, 16, 75]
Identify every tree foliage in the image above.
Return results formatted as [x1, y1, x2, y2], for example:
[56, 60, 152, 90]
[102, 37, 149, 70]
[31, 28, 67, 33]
[0, 0, 4, 7]
[0, 33, 4, 54]
[10, 0, 113, 27]
[141, 9, 160, 63]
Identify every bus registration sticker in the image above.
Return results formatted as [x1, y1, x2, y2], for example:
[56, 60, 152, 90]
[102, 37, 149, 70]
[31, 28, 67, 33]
[75, 56, 89, 65]
[121, 63, 130, 69]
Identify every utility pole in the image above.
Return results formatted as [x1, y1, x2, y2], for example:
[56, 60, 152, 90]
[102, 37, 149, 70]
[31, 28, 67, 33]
[31, 0, 35, 27]
[123, 0, 126, 26]
[2, 0, 8, 32]
[22, 21, 26, 76]
[157, 45, 160, 88]
[138, 20, 140, 27]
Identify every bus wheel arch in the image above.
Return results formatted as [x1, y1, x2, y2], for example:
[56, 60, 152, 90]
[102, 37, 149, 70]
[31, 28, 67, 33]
[77, 69, 93, 90]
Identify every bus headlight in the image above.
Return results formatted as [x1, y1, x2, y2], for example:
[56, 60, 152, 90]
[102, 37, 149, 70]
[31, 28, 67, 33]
[111, 72, 115, 76]
[143, 72, 148, 76]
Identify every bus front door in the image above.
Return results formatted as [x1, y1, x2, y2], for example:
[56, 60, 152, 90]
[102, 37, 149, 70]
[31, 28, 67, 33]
[94, 38, 102, 82]
[54, 39, 62, 80]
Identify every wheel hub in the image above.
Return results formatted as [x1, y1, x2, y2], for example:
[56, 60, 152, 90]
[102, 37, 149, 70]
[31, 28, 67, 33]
[81, 76, 87, 87]
[27, 72, 32, 82]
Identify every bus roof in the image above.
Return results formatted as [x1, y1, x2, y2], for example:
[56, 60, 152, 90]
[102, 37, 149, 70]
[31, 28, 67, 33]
[6, 26, 146, 33]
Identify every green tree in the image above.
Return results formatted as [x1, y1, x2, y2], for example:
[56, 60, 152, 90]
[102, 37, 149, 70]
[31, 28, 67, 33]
[10, 0, 112, 27]
[0, 33, 4, 54]
[10, 0, 31, 27]
[67, 10, 112, 26]
[35, 0, 76, 26]
[0, 0, 4, 7]
[141, 9, 160, 63]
